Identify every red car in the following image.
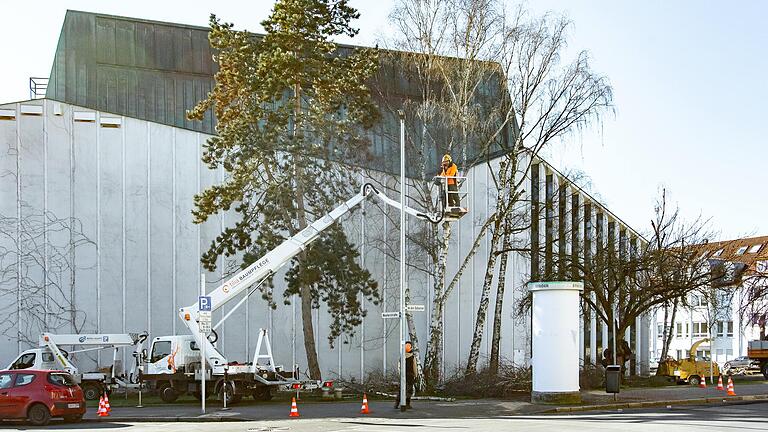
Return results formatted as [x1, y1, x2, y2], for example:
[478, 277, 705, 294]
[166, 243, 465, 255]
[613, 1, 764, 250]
[0, 370, 85, 426]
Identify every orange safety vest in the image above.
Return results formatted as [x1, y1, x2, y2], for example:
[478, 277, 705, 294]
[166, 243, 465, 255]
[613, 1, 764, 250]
[440, 163, 458, 185]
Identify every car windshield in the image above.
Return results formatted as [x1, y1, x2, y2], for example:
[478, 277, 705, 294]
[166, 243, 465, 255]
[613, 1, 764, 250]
[48, 372, 76, 387]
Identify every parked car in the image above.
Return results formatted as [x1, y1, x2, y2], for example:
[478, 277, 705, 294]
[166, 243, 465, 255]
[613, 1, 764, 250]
[648, 357, 660, 373]
[723, 356, 760, 374]
[0, 370, 85, 426]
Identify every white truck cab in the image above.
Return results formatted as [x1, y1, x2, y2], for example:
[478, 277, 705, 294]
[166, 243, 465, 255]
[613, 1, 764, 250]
[144, 335, 200, 375]
[9, 349, 62, 371]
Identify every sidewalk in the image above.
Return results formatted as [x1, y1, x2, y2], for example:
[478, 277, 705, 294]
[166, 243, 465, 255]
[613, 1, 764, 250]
[83, 381, 768, 422]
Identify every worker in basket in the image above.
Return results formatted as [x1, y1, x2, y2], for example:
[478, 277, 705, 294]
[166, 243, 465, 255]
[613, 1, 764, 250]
[438, 154, 460, 208]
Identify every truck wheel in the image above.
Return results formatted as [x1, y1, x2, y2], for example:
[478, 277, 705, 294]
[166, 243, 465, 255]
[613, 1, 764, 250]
[81, 383, 103, 401]
[761, 362, 768, 380]
[159, 383, 179, 403]
[27, 403, 51, 426]
[688, 375, 700, 386]
[252, 386, 273, 401]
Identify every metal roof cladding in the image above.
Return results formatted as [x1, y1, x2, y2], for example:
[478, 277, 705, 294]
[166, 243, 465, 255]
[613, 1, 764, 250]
[45, 10, 514, 177]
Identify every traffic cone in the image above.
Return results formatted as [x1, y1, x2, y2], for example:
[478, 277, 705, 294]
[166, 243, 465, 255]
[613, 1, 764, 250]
[699, 376, 706, 388]
[726, 376, 736, 396]
[289, 397, 300, 417]
[360, 393, 370, 414]
[716, 375, 724, 391]
[104, 392, 111, 413]
[97, 395, 108, 417]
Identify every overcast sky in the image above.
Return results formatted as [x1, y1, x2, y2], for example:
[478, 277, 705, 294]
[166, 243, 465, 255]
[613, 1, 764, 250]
[1, 1, 765, 240]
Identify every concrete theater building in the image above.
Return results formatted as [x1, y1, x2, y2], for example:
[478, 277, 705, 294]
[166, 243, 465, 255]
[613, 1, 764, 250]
[0, 11, 650, 379]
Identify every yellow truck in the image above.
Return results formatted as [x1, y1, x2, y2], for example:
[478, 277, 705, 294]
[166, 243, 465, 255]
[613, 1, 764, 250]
[658, 338, 720, 385]
[747, 339, 768, 379]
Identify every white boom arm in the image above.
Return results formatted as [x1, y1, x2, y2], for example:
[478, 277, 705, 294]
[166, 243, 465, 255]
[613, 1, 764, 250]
[39, 332, 148, 377]
[179, 183, 440, 371]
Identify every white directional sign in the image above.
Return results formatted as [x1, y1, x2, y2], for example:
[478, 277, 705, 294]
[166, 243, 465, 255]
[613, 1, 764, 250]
[199, 320, 212, 334]
[405, 304, 425, 312]
[198, 309, 212, 334]
[381, 311, 401, 319]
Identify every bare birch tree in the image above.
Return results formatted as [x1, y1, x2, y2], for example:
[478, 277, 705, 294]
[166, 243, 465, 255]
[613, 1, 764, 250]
[465, 7, 614, 375]
[385, 0, 512, 386]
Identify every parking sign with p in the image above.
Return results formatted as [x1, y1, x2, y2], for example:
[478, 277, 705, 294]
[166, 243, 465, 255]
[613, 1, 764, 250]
[198, 296, 212, 311]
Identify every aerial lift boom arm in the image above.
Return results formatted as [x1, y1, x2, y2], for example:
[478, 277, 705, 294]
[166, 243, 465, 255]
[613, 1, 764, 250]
[38, 332, 147, 377]
[178, 183, 440, 370]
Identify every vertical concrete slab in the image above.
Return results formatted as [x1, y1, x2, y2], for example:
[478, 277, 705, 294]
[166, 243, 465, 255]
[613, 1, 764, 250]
[148, 123, 174, 338]
[124, 117, 149, 335]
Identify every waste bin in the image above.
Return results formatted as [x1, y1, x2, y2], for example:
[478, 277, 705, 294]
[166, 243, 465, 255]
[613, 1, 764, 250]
[605, 365, 621, 394]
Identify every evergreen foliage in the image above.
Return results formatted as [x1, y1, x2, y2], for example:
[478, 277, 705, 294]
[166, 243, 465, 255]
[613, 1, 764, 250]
[188, 0, 380, 375]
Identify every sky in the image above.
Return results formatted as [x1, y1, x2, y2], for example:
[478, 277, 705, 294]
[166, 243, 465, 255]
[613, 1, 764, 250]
[1, 0, 765, 240]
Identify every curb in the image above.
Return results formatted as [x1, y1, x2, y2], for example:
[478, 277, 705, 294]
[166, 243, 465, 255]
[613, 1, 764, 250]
[83, 416, 252, 423]
[548, 394, 768, 413]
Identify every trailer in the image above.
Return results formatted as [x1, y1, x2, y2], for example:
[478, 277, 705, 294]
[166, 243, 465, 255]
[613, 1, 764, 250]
[141, 183, 456, 403]
[656, 338, 720, 385]
[747, 339, 768, 379]
[7, 332, 148, 400]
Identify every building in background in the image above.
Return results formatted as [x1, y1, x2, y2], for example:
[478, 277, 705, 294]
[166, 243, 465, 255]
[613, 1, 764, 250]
[650, 236, 767, 366]
[0, 10, 649, 378]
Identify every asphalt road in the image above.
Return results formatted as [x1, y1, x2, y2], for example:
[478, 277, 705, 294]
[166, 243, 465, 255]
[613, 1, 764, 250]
[3, 402, 767, 431]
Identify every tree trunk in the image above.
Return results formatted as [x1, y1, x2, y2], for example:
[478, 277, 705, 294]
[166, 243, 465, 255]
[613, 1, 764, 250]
[292, 81, 322, 380]
[657, 299, 678, 375]
[423, 221, 451, 387]
[465, 219, 504, 375]
[488, 228, 512, 376]
[300, 289, 321, 379]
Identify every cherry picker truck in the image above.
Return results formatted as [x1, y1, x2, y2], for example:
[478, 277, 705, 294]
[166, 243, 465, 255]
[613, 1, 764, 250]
[141, 182, 466, 403]
[7, 332, 148, 400]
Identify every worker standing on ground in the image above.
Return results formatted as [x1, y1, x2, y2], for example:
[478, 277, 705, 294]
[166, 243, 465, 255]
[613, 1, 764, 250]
[439, 154, 460, 208]
[395, 341, 417, 410]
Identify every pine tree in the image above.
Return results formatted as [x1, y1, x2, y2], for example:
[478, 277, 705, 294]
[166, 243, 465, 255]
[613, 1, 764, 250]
[188, 0, 380, 380]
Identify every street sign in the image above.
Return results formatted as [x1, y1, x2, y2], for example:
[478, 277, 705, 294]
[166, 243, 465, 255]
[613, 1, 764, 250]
[199, 311, 212, 319]
[199, 321, 212, 333]
[381, 311, 401, 319]
[199, 296, 212, 311]
[405, 304, 425, 312]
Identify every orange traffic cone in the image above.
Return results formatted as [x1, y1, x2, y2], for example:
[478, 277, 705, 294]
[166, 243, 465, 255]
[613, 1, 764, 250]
[726, 376, 736, 396]
[289, 397, 300, 417]
[97, 395, 108, 417]
[699, 376, 706, 388]
[104, 392, 111, 413]
[360, 393, 371, 414]
[716, 375, 724, 391]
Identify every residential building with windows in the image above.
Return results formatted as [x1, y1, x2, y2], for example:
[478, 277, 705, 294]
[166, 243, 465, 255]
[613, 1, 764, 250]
[650, 236, 768, 365]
